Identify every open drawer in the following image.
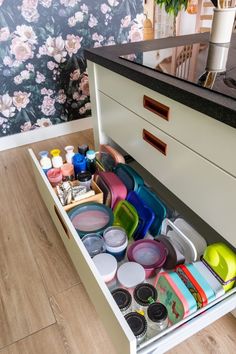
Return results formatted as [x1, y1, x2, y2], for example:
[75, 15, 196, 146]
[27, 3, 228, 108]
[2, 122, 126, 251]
[28, 148, 236, 354]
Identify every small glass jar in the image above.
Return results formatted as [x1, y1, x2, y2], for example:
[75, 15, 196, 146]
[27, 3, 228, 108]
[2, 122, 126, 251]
[65, 145, 75, 164]
[50, 149, 63, 168]
[111, 288, 132, 315]
[77, 171, 92, 191]
[133, 284, 157, 315]
[125, 312, 147, 344]
[61, 163, 75, 181]
[147, 302, 168, 337]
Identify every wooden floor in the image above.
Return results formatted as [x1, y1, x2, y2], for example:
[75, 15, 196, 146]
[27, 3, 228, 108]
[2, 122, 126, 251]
[0, 129, 235, 354]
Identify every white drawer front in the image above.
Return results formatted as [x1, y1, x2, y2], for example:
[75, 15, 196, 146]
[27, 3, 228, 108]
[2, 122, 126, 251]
[99, 92, 236, 248]
[29, 147, 236, 354]
[96, 65, 236, 178]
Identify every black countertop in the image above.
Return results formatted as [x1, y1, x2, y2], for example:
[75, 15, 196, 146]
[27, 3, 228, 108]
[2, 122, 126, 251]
[85, 33, 236, 129]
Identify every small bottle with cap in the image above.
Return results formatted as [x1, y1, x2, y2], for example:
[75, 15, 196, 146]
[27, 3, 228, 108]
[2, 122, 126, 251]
[125, 312, 147, 344]
[65, 145, 75, 164]
[86, 149, 97, 174]
[50, 149, 63, 168]
[78, 144, 89, 156]
[39, 151, 52, 174]
[147, 302, 168, 338]
[133, 283, 157, 316]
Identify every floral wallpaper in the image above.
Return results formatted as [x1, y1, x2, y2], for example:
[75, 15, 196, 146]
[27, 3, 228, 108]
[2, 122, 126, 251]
[0, 0, 143, 137]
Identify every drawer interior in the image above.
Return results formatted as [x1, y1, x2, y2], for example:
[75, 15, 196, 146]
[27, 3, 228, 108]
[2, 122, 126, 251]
[29, 147, 236, 354]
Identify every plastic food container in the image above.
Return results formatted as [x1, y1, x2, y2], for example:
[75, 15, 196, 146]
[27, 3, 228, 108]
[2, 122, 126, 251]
[147, 302, 168, 337]
[161, 218, 197, 263]
[158, 235, 185, 269]
[155, 271, 197, 324]
[137, 185, 167, 236]
[50, 149, 63, 168]
[117, 262, 146, 289]
[113, 200, 139, 239]
[93, 253, 118, 283]
[114, 163, 144, 192]
[82, 233, 106, 258]
[125, 312, 147, 344]
[193, 261, 225, 299]
[64, 145, 75, 164]
[133, 283, 157, 315]
[127, 239, 167, 278]
[67, 202, 114, 237]
[39, 150, 52, 174]
[47, 168, 62, 187]
[111, 288, 132, 315]
[176, 264, 215, 308]
[72, 153, 87, 176]
[103, 226, 128, 261]
[61, 163, 75, 181]
[127, 191, 155, 240]
[202, 243, 236, 291]
[77, 171, 92, 191]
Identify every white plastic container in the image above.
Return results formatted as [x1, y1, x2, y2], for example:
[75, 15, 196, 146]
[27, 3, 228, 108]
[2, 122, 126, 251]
[39, 151, 52, 173]
[65, 145, 75, 164]
[117, 262, 145, 289]
[210, 8, 236, 44]
[93, 253, 117, 283]
[50, 149, 63, 168]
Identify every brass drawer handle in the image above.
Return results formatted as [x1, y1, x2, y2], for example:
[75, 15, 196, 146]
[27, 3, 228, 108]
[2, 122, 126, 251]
[143, 129, 167, 156]
[143, 95, 169, 121]
[54, 205, 70, 239]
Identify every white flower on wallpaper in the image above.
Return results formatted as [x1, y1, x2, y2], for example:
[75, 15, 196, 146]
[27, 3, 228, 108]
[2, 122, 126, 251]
[0, 0, 143, 136]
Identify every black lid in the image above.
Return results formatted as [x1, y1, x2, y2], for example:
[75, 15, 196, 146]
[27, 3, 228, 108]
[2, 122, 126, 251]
[111, 288, 132, 311]
[125, 312, 147, 338]
[77, 171, 92, 182]
[147, 302, 168, 323]
[78, 144, 89, 155]
[133, 284, 157, 306]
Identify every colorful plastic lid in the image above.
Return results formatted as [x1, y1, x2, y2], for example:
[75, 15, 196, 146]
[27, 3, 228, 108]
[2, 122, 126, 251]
[133, 283, 157, 306]
[93, 253, 117, 283]
[103, 226, 127, 248]
[111, 288, 132, 312]
[137, 186, 167, 236]
[82, 233, 106, 258]
[68, 202, 114, 237]
[113, 200, 139, 239]
[127, 239, 167, 269]
[50, 149, 61, 157]
[117, 262, 145, 288]
[114, 163, 144, 191]
[39, 150, 49, 157]
[125, 312, 147, 339]
[147, 303, 168, 323]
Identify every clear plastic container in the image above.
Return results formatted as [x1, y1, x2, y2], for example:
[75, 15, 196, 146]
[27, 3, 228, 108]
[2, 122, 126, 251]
[82, 233, 106, 258]
[125, 312, 147, 344]
[103, 226, 128, 261]
[133, 284, 157, 316]
[111, 288, 132, 315]
[147, 302, 168, 338]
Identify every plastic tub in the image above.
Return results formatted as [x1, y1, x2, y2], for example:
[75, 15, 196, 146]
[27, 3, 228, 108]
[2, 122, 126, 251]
[113, 200, 139, 239]
[82, 233, 106, 258]
[93, 253, 118, 283]
[117, 262, 145, 289]
[47, 168, 62, 187]
[103, 226, 128, 261]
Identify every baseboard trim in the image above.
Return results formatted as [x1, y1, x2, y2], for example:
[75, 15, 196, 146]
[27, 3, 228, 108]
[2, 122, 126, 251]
[0, 118, 93, 152]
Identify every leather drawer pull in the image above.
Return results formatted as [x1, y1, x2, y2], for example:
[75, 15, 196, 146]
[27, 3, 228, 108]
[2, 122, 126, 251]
[54, 205, 70, 239]
[143, 129, 167, 156]
[143, 95, 169, 121]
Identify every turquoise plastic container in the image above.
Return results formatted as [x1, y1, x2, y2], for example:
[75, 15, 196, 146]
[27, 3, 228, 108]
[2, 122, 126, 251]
[114, 163, 144, 191]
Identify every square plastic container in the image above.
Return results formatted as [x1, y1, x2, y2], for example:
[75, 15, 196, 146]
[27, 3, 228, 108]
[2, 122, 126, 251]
[114, 163, 144, 192]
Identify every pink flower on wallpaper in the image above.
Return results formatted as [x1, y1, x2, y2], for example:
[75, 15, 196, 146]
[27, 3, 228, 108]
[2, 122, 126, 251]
[36, 71, 45, 83]
[20, 121, 32, 132]
[70, 69, 80, 81]
[72, 91, 80, 101]
[21, 8, 39, 23]
[14, 75, 23, 85]
[45, 36, 67, 63]
[65, 34, 82, 57]
[39, 0, 52, 8]
[68, 16, 77, 27]
[129, 26, 142, 42]
[41, 88, 53, 95]
[108, 0, 119, 6]
[100, 3, 110, 14]
[26, 63, 34, 71]
[79, 106, 86, 114]
[88, 14, 98, 28]
[60, 0, 78, 7]
[41, 96, 56, 116]
[0, 94, 16, 118]
[0, 27, 10, 41]
[10, 37, 33, 61]
[92, 33, 104, 43]
[85, 102, 91, 110]
[3, 56, 13, 67]
[22, 0, 38, 7]
[15, 25, 37, 45]
[79, 75, 89, 96]
[80, 4, 88, 13]
[0, 0, 5, 6]
[36, 117, 52, 127]
[13, 91, 31, 111]
[74, 11, 84, 22]
[20, 70, 30, 79]
[121, 15, 131, 28]
[47, 61, 58, 70]
[0, 116, 7, 125]
[56, 89, 67, 104]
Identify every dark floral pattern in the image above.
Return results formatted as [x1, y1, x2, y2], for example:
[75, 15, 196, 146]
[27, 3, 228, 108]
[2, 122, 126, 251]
[0, 0, 143, 136]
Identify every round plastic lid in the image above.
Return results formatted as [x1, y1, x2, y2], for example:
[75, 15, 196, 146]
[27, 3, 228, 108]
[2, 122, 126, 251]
[103, 226, 127, 247]
[39, 150, 49, 157]
[111, 288, 132, 311]
[117, 262, 145, 288]
[78, 144, 89, 155]
[127, 240, 167, 268]
[50, 149, 60, 157]
[158, 235, 185, 269]
[82, 234, 105, 258]
[93, 253, 117, 282]
[77, 171, 92, 182]
[86, 149, 96, 160]
[147, 303, 168, 323]
[73, 153, 84, 162]
[133, 284, 157, 306]
[65, 145, 74, 152]
[125, 312, 147, 338]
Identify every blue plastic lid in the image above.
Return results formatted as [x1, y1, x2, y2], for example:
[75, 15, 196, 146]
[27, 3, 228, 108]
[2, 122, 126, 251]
[86, 150, 96, 160]
[73, 153, 85, 163]
[39, 150, 49, 158]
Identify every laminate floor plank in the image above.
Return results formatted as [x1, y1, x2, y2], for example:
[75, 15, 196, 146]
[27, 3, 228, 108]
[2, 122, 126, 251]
[0, 324, 66, 354]
[50, 284, 116, 354]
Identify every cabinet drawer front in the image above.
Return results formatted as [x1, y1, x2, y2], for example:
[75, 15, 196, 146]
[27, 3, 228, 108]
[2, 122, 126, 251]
[29, 146, 236, 354]
[99, 92, 236, 248]
[96, 65, 236, 178]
